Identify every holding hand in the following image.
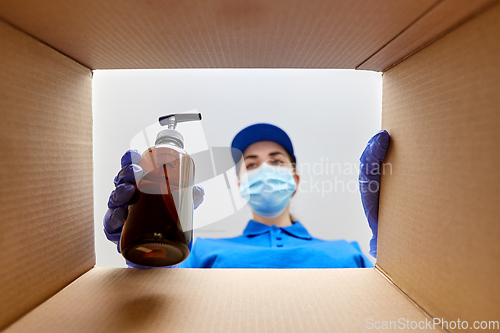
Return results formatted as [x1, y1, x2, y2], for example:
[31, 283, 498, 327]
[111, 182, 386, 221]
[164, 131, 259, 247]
[359, 130, 390, 258]
[103, 149, 205, 246]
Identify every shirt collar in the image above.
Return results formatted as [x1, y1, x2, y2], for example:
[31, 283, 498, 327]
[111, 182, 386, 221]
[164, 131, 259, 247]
[243, 220, 313, 240]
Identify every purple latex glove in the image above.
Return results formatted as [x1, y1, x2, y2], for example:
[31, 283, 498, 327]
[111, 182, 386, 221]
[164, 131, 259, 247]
[103, 149, 205, 254]
[359, 130, 390, 258]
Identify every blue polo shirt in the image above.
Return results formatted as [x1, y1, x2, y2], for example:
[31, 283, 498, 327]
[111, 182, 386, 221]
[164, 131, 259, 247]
[179, 220, 373, 268]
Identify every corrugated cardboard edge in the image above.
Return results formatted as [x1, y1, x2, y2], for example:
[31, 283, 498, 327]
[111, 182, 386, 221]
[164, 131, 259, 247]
[359, 0, 499, 72]
[0, 0, 436, 70]
[374, 265, 448, 333]
[4, 267, 444, 332]
[0, 18, 95, 330]
[354, 0, 442, 71]
[377, 0, 500, 328]
[0, 19, 90, 70]
[1, 266, 95, 332]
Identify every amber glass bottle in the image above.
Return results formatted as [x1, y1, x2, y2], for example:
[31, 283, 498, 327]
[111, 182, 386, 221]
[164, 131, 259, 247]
[120, 113, 200, 267]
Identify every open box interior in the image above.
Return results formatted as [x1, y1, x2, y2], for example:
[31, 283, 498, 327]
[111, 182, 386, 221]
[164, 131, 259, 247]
[1, 1, 499, 332]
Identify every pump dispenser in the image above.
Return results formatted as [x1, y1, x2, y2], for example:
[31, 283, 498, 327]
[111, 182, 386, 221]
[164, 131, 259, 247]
[120, 113, 202, 267]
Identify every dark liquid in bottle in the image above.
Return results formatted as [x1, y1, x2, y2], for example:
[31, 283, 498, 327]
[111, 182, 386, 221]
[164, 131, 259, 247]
[120, 147, 194, 267]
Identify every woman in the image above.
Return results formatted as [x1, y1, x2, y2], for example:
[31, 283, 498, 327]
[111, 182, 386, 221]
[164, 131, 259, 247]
[104, 123, 389, 268]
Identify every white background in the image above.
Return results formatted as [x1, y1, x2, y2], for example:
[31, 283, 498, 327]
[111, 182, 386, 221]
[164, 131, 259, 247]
[93, 69, 382, 267]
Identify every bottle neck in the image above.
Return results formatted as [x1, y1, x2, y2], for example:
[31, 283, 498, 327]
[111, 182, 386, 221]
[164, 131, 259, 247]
[155, 136, 184, 148]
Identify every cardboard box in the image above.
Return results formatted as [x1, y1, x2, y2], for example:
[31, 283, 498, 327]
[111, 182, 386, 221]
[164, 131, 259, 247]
[0, 1, 499, 331]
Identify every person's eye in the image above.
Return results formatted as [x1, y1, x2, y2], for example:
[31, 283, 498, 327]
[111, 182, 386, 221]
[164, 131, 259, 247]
[246, 163, 257, 169]
[270, 159, 283, 165]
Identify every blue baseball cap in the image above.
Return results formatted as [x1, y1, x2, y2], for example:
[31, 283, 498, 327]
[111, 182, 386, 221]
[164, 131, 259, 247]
[230, 123, 296, 166]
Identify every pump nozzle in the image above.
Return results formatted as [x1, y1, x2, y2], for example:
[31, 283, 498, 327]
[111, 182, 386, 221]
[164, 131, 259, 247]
[156, 113, 203, 148]
[159, 113, 202, 130]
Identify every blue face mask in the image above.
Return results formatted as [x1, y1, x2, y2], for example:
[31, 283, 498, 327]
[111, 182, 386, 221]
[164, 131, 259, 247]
[239, 163, 297, 218]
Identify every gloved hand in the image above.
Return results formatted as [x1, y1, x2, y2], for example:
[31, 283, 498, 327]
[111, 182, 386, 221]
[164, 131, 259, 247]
[103, 149, 205, 245]
[359, 130, 390, 258]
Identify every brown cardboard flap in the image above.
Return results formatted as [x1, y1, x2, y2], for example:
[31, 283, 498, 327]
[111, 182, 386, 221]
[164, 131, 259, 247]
[358, 0, 499, 71]
[379, 2, 500, 328]
[0, 21, 94, 330]
[0, 0, 436, 70]
[4, 267, 441, 332]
